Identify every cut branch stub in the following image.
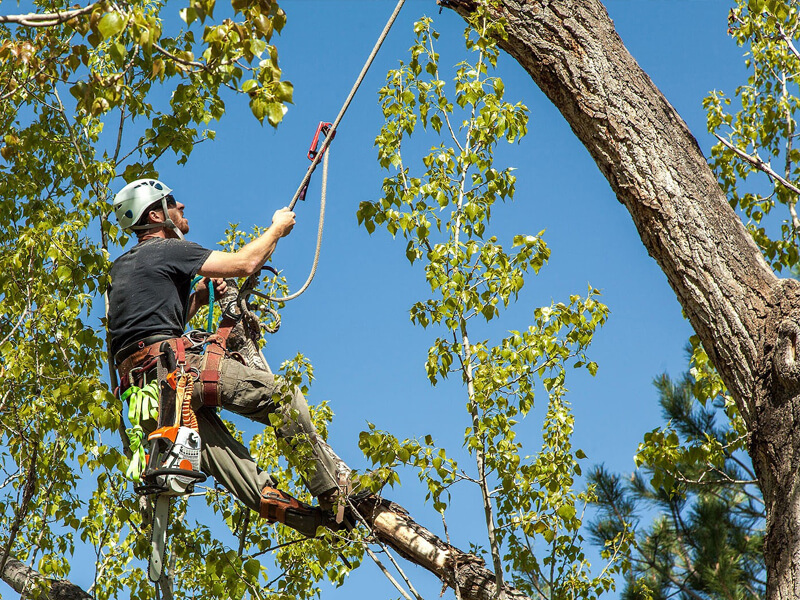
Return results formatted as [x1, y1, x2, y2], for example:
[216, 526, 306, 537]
[353, 496, 531, 600]
[774, 311, 800, 394]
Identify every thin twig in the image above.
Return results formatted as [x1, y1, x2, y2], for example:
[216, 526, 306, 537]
[362, 543, 415, 600]
[715, 133, 800, 196]
[0, 303, 30, 348]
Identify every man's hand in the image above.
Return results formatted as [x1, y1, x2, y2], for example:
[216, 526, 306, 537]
[193, 277, 228, 303]
[272, 207, 296, 237]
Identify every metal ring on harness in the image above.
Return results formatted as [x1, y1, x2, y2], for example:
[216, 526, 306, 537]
[221, 299, 244, 323]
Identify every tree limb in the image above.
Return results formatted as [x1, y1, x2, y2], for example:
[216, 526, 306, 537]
[714, 133, 800, 197]
[1, 555, 91, 600]
[0, 5, 97, 27]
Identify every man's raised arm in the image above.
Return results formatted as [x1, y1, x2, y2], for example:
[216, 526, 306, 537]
[198, 208, 296, 278]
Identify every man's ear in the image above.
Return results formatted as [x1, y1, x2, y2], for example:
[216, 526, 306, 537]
[148, 208, 166, 224]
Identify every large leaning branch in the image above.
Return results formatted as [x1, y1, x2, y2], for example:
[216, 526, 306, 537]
[2, 555, 91, 600]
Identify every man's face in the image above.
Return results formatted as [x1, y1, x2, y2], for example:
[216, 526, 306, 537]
[165, 196, 189, 236]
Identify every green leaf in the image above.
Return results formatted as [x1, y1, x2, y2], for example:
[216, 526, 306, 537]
[557, 504, 576, 520]
[98, 12, 125, 39]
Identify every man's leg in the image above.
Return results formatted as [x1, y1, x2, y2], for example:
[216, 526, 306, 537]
[196, 354, 349, 500]
[193, 406, 328, 537]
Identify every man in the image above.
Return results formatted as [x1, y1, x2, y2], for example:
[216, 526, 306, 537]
[107, 178, 349, 536]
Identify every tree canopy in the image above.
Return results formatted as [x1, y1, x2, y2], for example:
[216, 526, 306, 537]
[3, 0, 800, 599]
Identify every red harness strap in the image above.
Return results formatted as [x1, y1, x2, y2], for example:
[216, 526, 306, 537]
[199, 317, 238, 407]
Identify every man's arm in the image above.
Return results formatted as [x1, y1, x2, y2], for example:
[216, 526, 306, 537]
[198, 208, 295, 278]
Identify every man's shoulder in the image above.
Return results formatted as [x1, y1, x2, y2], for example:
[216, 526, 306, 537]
[162, 238, 210, 252]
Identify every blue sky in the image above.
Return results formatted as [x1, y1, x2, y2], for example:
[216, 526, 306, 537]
[95, 0, 749, 596]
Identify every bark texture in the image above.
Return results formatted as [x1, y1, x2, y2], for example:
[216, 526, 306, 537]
[356, 496, 530, 600]
[441, 0, 800, 597]
[2, 555, 92, 599]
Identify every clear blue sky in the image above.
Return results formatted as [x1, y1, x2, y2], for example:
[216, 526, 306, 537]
[99, 0, 747, 596]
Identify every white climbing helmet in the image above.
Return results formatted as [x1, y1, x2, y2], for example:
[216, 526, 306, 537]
[112, 178, 183, 238]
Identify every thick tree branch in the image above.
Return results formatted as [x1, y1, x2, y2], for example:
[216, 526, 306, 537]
[1, 555, 91, 600]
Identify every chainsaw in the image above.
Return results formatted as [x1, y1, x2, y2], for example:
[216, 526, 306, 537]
[134, 342, 206, 583]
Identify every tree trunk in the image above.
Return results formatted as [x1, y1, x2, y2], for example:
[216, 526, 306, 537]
[442, 0, 800, 597]
[2, 555, 92, 600]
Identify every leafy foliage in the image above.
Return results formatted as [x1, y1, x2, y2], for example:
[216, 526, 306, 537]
[704, 0, 800, 272]
[359, 10, 625, 598]
[0, 0, 361, 596]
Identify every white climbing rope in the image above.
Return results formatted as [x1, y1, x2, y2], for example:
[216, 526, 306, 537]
[268, 149, 329, 303]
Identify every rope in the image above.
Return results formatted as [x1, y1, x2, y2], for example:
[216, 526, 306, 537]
[269, 149, 328, 303]
[241, 0, 405, 311]
[190, 276, 215, 331]
[176, 373, 198, 431]
[288, 0, 406, 212]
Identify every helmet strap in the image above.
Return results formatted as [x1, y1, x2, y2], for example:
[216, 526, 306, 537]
[160, 196, 184, 239]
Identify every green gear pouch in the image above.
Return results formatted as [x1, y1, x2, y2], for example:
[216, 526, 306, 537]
[121, 381, 160, 482]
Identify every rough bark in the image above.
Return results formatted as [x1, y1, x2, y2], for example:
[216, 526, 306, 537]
[2, 555, 92, 600]
[355, 496, 531, 600]
[441, 0, 800, 598]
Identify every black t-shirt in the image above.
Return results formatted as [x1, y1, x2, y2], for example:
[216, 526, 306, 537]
[108, 238, 212, 357]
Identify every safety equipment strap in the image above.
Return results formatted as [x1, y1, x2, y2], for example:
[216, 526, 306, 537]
[199, 317, 238, 406]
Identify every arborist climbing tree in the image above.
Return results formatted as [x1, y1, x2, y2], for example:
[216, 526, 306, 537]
[107, 179, 352, 549]
[1, 0, 560, 598]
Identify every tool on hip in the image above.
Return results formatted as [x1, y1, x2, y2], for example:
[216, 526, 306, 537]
[131, 341, 207, 583]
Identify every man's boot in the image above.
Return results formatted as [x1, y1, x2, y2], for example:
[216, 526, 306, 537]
[259, 486, 328, 537]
